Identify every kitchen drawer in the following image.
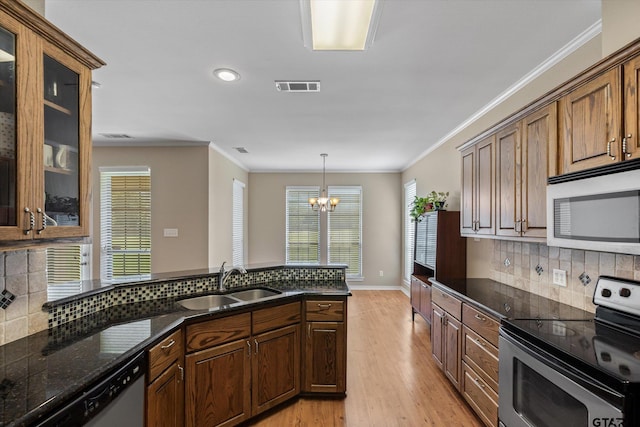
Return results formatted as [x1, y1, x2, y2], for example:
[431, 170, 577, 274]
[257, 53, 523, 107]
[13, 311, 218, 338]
[463, 304, 500, 347]
[253, 301, 301, 335]
[305, 300, 344, 321]
[462, 362, 498, 427]
[432, 288, 462, 320]
[186, 312, 251, 352]
[149, 329, 183, 382]
[462, 325, 499, 392]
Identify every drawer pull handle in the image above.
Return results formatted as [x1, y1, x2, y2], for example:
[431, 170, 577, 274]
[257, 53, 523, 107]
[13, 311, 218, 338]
[475, 338, 485, 347]
[474, 377, 486, 389]
[474, 314, 486, 321]
[161, 339, 176, 351]
[317, 303, 332, 310]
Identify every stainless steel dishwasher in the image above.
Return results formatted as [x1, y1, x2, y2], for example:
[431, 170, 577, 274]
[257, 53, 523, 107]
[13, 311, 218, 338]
[37, 351, 146, 427]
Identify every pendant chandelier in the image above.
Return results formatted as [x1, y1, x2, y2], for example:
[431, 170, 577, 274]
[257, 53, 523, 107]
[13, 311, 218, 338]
[309, 153, 339, 212]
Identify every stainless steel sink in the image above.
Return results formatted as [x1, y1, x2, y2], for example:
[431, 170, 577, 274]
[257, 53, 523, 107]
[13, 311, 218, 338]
[177, 294, 239, 310]
[231, 288, 281, 301]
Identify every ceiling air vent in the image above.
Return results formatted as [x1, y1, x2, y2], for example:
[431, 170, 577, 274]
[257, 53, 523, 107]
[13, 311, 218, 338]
[99, 133, 132, 139]
[233, 147, 249, 154]
[275, 81, 320, 92]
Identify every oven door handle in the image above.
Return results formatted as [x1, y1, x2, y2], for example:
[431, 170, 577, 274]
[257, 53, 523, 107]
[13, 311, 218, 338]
[500, 327, 625, 409]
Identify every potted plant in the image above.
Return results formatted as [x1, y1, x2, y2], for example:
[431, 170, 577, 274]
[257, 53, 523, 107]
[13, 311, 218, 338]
[409, 196, 431, 222]
[426, 191, 449, 211]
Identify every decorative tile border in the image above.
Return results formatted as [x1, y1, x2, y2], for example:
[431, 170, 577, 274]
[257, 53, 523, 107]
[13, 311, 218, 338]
[46, 266, 345, 328]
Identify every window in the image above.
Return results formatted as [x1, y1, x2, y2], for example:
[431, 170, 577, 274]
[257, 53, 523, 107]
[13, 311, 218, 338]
[286, 186, 320, 264]
[328, 186, 362, 278]
[404, 180, 416, 283]
[232, 179, 245, 266]
[100, 167, 151, 282]
[46, 244, 90, 300]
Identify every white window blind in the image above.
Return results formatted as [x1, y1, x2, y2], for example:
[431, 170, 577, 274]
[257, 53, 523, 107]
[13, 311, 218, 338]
[46, 244, 90, 300]
[328, 186, 362, 278]
[286, 186, 320, 264]
[404, 180, 416, 282]
[232, 179, 245, 266]
[100, 167, 151, 282]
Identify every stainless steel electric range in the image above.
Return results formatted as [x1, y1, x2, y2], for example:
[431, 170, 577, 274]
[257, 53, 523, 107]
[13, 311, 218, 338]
[499, 276, 640, 427]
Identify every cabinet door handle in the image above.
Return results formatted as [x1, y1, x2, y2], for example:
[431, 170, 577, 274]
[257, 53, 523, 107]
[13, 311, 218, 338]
[317, 303, 332, 310]
[514, 220, 520, 233]
[254, 339, 259, 354]
[36, 208, 46, 234]
[607, 138, 616, 160]
[623, 134, 632, 158]
[308, 323, 311, 338]
[160, 339, 176, 351]
[178, 364, 184, 382]
[521, 219, 527, 234]
[247, 340, 251, 358]
[23, 208, 34, 235]
[474, 314, 486, 322]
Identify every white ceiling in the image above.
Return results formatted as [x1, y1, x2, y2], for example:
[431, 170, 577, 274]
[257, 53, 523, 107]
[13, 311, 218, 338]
[45, 0, 601, 172]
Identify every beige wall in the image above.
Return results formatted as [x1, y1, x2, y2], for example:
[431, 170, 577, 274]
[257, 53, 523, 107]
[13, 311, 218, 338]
[248, 172, 401, 287]
[208, 147, 249, 266]
[92, 145, 248, 277]
[602, 0, 640, 56]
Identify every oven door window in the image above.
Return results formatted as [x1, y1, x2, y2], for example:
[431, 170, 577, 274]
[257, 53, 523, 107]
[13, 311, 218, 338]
[514, 359, 588, 427]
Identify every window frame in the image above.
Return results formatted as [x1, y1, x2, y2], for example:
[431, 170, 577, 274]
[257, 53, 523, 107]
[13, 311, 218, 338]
[285, 186, 320, 265]
[327, 185, 363, 279]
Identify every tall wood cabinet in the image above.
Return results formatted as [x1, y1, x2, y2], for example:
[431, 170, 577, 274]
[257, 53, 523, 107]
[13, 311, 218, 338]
[0, 1, 104, 241]
[495, 103, 556, 238]
[411, 210, 466, 325]
[461, 136, 495, 236]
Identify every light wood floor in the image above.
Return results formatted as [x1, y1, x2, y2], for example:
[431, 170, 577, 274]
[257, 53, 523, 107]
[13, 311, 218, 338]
[246, 290, 484, 427]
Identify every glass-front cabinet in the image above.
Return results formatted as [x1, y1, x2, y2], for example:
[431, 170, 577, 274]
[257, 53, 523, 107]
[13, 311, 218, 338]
[0, 1, 103, 242]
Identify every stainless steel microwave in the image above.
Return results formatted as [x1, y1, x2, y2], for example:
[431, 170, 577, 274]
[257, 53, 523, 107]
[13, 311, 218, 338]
[546, 168, 640, 255]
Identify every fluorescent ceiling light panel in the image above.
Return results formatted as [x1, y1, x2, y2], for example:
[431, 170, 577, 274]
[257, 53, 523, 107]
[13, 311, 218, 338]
[301, 0, 382, 51]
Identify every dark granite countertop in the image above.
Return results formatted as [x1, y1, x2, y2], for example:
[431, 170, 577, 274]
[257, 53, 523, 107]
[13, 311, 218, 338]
[430, 277, 593, 321]
[0, 281, 350, 427]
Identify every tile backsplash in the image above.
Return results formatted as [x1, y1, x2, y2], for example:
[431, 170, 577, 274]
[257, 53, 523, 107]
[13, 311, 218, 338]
[0, 250, 49, 345]
[488, 240, 640, 312]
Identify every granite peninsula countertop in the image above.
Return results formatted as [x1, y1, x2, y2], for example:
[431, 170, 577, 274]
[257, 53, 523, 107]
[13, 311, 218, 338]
[0, 279, 350, 427]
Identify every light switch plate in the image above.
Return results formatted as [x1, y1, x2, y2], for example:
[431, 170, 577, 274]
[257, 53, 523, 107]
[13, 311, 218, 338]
[163, 228, 178, 237]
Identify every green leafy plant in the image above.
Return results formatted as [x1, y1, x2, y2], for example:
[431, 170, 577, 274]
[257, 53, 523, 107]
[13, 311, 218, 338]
[409, 196, 431, 222]
[426, 191, 449, 210]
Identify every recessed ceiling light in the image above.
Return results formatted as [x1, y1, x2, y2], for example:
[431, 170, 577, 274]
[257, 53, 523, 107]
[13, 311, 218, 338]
[213, 68, 240, 82]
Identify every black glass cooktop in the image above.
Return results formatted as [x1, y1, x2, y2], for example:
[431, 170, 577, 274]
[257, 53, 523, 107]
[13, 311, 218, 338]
[502, 317, 640, 390]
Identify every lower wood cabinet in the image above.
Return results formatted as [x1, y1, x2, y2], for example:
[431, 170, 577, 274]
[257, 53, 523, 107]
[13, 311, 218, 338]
[184, 302, 301, 427]
[185, 338, 251, 427]
[302, 298, 347, 394]
[431, 288, 463, 391]
[410, 276, 431, 325]
[431, 287, 500, 426]
[146, 329, 185, 427]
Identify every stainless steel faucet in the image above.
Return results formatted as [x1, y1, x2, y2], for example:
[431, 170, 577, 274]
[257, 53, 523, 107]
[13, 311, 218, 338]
[218, 261, 247, 292]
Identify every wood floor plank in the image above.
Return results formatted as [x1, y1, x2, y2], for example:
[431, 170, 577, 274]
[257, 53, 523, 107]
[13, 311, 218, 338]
[245, 290, 484, 427]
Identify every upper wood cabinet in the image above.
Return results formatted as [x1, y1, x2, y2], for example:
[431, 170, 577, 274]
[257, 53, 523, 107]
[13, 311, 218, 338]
[461, 135, 495, 237]
[557, 67, 622, 174]
[0, 1, 103, 242]
[623, 55, 640, 161]
[496, 103, 556, 238]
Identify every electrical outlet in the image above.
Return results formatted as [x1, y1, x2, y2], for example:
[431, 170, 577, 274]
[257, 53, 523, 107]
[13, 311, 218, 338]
[552, 269, 567, 287]
[379, 270, 384, 277]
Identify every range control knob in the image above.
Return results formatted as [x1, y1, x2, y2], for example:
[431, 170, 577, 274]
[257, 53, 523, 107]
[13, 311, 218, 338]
[601, 289, 612, 298]
[620, 288, 632, 298]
